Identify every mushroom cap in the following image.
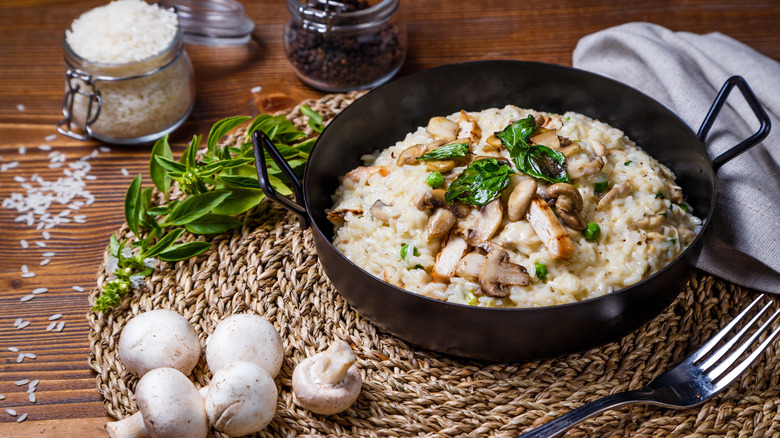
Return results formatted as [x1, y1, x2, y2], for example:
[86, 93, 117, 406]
[206, 314, 283, 377]
[292, 352, 362, 416]
[117, 309, 201, 377]
[136, 367, 208, 438]
[205, 361, 278, 437]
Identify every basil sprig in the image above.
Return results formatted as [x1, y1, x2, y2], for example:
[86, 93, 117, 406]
[92, 106, 323, 313]
[497, 115, 569, 184]
[417, 142, 469, 161]
[445, 158, 514, 206]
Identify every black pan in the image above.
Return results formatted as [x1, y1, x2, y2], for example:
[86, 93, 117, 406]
[253, 61, 770, 362]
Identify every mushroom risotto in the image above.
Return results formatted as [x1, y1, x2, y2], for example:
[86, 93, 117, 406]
[328, 106, 702, 308]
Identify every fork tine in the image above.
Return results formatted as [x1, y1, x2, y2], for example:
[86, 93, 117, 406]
[688, 294, 765, 363]
[699, 301, 773, 371]
[708, 308, 780, 382]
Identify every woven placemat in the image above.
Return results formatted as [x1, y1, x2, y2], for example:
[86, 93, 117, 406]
[87, 92, 780, 437]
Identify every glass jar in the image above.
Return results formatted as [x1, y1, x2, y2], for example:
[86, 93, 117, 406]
[284, 0, 407, 92]
[58, 25, 196, 145]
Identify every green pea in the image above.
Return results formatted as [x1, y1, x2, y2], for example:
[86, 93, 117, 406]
[534, 263, 548, 282]
[583, 222, 601, 241]
[426, 171, 444, 188]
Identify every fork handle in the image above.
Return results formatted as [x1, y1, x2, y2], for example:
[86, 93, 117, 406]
[517, 390, 654, 438]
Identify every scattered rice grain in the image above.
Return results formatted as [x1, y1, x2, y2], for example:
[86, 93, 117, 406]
[0, 394, 4, 400]
[8, 347, 20, 352]
[32, 287, 48, 294]
[17, 104, 25, 112]
[14, 318, 23, 327]
[24, 353, 36, 359]
[14, 176, 25, 182]
[45, 134, 57, 142]
[47, 162, 62, 169]
[46, 321, 57, 331]
[18, 146, 27, 155]
[28, 393, 36, 403]
[251, 86, 262, 93]
[21, 272, 36, 278]
[20, 239, 28, 248]
[42, 252, 55, 257]
[99, 146, 111, 153]
[16, 353, 24, 363]
[17, 319, 31, 327]
[72, 286, 84, 292]
[35, 241, 46, 247]
[17, 413, 27, 422]
[21, 264, 29, 273]
[56, 321, 65, 332]
[42, 231, 51, 240]
[6, 408, 17, 416]
[29, 380, 39, 389]
[15, 379, 30, 386]
[49, 313, 63, 320]
[121, 168, 129, 176]
[38, 144, 52, 151]
[40, 259, 51, 266]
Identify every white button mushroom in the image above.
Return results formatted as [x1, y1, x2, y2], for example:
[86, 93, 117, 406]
[117, 309, 201, 377]
[292, 340, 362, 415]
[106, 367, 208, 438]
[206, 314, 283, 377]
[204, 361, 278, 437]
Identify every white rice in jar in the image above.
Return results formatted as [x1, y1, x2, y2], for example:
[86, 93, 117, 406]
[63, 0, 194, 142]
[329, 106, 702, 308]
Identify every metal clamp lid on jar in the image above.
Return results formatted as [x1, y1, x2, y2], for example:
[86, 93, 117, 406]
[57, 26, 187, 142]
[290, 0, 400, 34]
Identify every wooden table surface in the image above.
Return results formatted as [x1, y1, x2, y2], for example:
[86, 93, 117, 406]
[1, 0, 778, 435]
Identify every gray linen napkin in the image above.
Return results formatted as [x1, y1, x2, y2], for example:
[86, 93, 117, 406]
[572, 22, 780, 294]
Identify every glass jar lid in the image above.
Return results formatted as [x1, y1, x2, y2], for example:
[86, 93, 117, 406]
[160, 0, 255, 46]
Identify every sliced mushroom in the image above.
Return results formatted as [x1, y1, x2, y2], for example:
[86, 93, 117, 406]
[463, 199, 503, 246]
[326, 208, 364, 224]
[597, 183, 630, 210]
[559, 144, 583, 157]
[426, 116, 460, 141]
[478, 249, 530, 298]
[370, 200, 400, 222]
[555, 195, 587, 230]
[484, 134, 503, 152]
[396, 144, 428, 166]
[425, 160, 457, 173]
[458, 110, 482, 144]
[530, 129, 560, 150]
[527, 197, 575, 260]
[507, 179, 537, 221]
[542, 114, 563, 130]
[547, 183, 583, 211]
[591, 140, 606, 157]
[630, 215, 665, 231]
[666, 181, 683, 203]
[567, 156, 605, 179]
[455, 252, 486, 282]
[432, 233, 469, 283]
[416, 189, 447, 210]
[426, 208, 457, 240]
[677, 227, 697, 245]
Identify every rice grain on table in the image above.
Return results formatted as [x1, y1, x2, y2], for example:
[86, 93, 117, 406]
[49, 313, 63, 320]
[32, 287, 48, 294]
[56, 321, 65, 332]
[20, 239, 28, 248]
[28, 393, 36, 403]
[15, 379, 29, 386]
[44, 134, 57, 142]
[18, 146, 26, 155]
[24, 353, 36, 359]
[46, 321, 57, 332]
[34, 241, 45, 247]
[38, 144, 52, 151]
[16, 318, 31, 326]
[21, 273, 36, 279]
[40, 259, 51, 266]
[42, 231, 51, 240]
[6, 409, 16, 416]
[42, 252, 55, 257]
[0, 394, 5, 400]
[72, 286, 84, 292]
[17, 413, 27, 422]
[16, 353, 24, 363]
[8, 347, 19, 352]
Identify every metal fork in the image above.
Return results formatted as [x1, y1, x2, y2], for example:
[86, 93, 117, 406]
[518, 294, 780, 438]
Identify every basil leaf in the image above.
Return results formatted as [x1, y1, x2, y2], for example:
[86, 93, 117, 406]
[496, 115, 536, 150]
[109, 234, 120, 258]
[417, 142, 469, 161]
[516, 145, 569, 184]
[300, 105, 324, 133]
[180, 135, 201, 169]
[163, 190, 232, 226]
[154, 155, 187, 174]
[124, 175, 143, 236]
[246, 114, 306, 145]
[211, 188, 265, 216]
[143, 228, 185, 258]
[185, 214, 242, 235]
[150, 134, 173, 197]
[207, 116, 251, 157]
[157, 241, 212, 262]
[445, 159, 514, 206]
[217, 175, 260, 189]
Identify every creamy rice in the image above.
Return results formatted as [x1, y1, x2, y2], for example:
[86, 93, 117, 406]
[329, 106, 702, 308]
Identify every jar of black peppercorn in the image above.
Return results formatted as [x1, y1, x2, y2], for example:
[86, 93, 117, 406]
[284, 0, 407, 92]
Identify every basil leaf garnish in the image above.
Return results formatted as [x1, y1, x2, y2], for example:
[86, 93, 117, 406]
[445, 158, 514, 206]
[496, 115, 570, 184]
[417, 142, 469, 161]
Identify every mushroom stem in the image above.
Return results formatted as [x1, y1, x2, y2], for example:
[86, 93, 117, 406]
[311, 341, 356, 385]
[106, 412, 149, 438]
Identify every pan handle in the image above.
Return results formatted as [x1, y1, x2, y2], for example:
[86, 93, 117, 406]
[252, 130, 310, 229]
[697, 76, 771, 172]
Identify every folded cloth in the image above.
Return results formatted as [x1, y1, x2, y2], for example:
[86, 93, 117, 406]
[573, 22, 780, 294]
